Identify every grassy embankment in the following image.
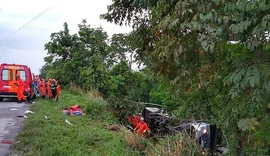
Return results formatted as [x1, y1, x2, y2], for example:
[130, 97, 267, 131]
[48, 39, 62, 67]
[10, 86, 204, 156]
[10, 89, 141, 156]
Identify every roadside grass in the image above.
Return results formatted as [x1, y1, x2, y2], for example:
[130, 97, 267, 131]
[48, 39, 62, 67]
[10, 91, 140, 156]
[146, 133, 205, 156]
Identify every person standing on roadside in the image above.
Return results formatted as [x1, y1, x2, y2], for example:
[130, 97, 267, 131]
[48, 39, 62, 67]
[33, 79, 41, 96]
[15, 75, 27, 103]
[47, 78, 53, 98]
[50, 79, 58, 100]
[55, 80, 61, 100]
[38, 78, 46, 99]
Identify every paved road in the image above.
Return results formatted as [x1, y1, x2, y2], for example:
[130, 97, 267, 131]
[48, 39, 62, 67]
[0, 98, 30, 156]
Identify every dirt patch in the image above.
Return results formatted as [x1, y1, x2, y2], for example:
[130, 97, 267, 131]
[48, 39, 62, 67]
[107, 124, 122, 132]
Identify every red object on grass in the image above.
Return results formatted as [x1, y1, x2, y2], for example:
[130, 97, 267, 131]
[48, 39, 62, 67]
[70, 104, 83, 114]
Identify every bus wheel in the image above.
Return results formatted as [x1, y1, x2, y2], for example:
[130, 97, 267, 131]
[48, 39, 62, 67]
[0, 97, 3, 102]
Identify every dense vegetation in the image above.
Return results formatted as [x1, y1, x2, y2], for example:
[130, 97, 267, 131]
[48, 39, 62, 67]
[40, 0, 270, 155]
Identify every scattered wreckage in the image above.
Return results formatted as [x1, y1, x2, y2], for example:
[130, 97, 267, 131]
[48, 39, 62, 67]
[139, 106, 229, 155]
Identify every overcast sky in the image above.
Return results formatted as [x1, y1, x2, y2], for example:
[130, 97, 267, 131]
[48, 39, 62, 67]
[0, 0, 132, 74]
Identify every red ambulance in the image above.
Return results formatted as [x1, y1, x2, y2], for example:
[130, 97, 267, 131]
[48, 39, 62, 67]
[0, 63, 34, 101]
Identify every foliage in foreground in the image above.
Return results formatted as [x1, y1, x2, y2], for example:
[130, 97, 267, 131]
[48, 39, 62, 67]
[9, 88, 209, 156]
[146, 133, 204, 156]
[101, 0, 270, 155]
[40, 0, 270, 154]
[9, 91, 139, 156]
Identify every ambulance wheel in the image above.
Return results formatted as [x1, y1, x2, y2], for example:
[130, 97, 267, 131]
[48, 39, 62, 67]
[0, 97, 3, 102]
[27, 96, 31, 102]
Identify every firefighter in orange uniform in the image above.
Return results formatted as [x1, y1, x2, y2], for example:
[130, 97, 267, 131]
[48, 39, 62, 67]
[38, 78, 46, 99]
[47, 78, 53, 98]
[15, 75, 27, 103]
[133, 117, 150, 136]
[55, 80, 61, 100]
[128, 113, 142, 128]
[134, 113, 142, 127]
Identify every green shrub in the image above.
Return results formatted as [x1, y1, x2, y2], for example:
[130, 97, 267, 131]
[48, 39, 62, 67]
[84, 97, 107, 118]
[68, 82, 85, 96]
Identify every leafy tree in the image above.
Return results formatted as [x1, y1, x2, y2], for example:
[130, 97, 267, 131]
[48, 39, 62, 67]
[107, 33, 130, 68]
[77, 19, 109, 91]
[102, 0, 270, 154]
[44, 22, 81, 85]
[39, 65, 48, 79]
[43, 20, 110, 92]
[43, 20, 157, 119]
[106, 61, 155, 121]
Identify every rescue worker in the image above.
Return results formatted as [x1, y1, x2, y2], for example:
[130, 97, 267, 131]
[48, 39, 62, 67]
[134, 115, 140, 127]
[128, 113, 142, 128]
[128, 115, 137, 127]
[55, 80, 61, 100]
[50, 79, 58, 100]
[133, 117, 150, 136]
[135, 113, 142, 125]
[38, 78, 46, 99]
[15, 75, 27, 103]
[47, 78, 53, 98]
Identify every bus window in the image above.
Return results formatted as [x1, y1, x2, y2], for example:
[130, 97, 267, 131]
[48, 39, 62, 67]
[16, 70, 26, 81]
[2, 69, 13, 81]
